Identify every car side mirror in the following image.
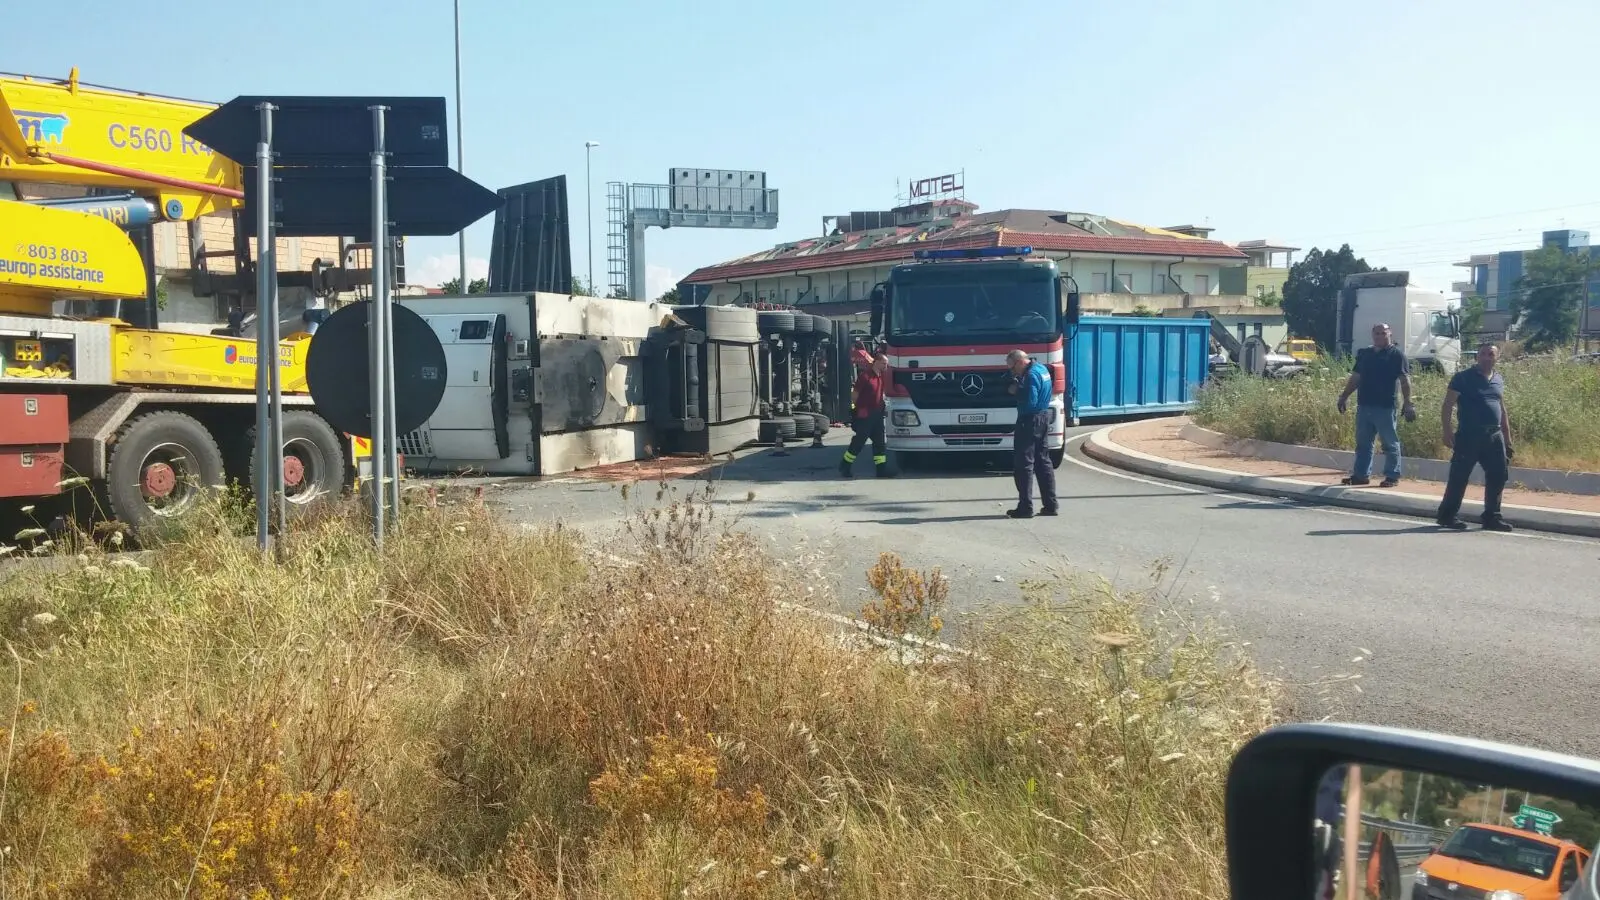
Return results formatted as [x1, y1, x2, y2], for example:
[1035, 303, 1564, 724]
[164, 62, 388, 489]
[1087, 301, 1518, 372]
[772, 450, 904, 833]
[1058, 276, 1081, 325]
[1226, 723, 1600, 900]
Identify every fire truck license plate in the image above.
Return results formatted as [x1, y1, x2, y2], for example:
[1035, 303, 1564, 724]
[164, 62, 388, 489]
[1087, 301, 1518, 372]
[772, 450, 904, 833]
[13, 340, 42, 363]
[958, 413, 988, 424]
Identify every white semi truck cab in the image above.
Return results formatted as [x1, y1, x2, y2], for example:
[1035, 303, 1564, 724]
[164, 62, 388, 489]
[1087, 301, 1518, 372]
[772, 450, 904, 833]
[1337, 271, 1462, 372]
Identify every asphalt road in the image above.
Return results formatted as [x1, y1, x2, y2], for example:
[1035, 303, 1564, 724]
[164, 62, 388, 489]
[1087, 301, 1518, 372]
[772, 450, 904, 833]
[471, 424, 1600, 756]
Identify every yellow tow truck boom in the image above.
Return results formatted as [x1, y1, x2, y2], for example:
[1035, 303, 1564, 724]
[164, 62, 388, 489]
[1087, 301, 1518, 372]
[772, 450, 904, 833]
[0, 66, 308, 389]
[0, 67, 242, 219]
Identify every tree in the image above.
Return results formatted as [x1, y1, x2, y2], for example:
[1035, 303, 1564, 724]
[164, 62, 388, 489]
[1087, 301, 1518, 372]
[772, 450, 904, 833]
[656, 286, 681, 304]
[1128, 304, 1158, 317]
[1511, 244, 1595, 352]
[1458, 295, 1488, 338]
[1280, 245, 1378, 350]
[441, 276, 488, 294]
[570, 276, 595, 297]
[1255, 288, 1282, 308]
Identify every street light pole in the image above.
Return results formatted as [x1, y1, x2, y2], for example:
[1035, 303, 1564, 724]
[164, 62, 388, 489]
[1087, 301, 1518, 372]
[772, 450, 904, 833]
[453, 0, 468, 293]
[585, 140, 599, 294]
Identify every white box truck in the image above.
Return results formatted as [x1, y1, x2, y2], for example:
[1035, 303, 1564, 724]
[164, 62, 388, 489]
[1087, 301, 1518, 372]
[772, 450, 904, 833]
[1337, 271, 1462, 372]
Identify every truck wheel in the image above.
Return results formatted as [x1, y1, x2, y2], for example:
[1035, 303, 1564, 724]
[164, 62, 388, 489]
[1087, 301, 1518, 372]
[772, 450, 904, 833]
[105, 410, 227, 528]
[1050, 447, 1066, 469]
[268, 412, 346, 511]
[792, 413, 815, 438]
[758, 311, 795, 334]
[238, 411, 346, 514]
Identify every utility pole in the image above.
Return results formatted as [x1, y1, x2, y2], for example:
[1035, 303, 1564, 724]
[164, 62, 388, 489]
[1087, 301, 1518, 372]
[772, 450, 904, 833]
[1578, 269, 1592, 357]
[585, 141, 599, 294]
[453, 0, 468, 293]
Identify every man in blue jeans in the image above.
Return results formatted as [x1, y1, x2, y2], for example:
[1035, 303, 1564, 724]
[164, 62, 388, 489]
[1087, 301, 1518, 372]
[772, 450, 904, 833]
[1004, 349, 1058, 519]
[1336, 323, 1415, 487]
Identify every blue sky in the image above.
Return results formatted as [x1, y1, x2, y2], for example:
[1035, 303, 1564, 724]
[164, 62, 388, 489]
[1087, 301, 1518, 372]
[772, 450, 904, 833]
[11, 0, 1599, 298]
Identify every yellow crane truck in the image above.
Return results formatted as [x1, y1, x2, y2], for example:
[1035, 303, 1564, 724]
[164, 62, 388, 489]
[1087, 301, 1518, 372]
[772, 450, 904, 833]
[1, 68, 353, 530]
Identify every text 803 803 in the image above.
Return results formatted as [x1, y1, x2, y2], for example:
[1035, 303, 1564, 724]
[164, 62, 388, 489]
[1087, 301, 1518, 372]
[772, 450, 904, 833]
[22, 245, 89, 265]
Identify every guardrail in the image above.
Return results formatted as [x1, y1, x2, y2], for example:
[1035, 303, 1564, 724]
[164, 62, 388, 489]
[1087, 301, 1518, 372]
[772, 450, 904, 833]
[1361, 813, 1450, 842]
[1353, 814, 1447, 876]
[1355, 841, 1435, 864]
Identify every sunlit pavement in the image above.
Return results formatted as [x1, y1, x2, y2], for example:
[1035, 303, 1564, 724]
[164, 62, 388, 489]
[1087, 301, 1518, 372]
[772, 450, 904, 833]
[477, 424, 1600, 755]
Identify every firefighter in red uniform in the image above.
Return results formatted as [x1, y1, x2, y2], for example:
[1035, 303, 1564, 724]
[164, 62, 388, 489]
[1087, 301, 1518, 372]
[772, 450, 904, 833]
[840, 353, 893, 478]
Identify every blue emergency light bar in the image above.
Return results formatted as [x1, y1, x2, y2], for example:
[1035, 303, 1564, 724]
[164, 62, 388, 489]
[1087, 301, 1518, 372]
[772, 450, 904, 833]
[912, 245, 1035, 261]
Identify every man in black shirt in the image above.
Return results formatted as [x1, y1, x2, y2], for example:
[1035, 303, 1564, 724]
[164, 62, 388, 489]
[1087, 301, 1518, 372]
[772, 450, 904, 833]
[1436, 342, 1514, 532]
[1336, 324, 1414, 487]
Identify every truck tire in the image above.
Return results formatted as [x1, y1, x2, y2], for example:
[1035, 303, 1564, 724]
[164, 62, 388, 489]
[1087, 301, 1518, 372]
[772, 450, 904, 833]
[105, 410, 227, 529]
[758, 311, 795, 334]
[676, 304, 760, 344]
[1050, 447, 1066, 468]
[248, 411, 346, 514]
[757, 418, 780, 445]
[792, 413, 815, 438]
[810, 412, 832, 434]
[775, 415, 798, 439]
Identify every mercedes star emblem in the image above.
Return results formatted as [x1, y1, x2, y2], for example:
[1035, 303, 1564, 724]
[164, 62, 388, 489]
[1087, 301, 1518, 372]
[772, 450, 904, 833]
[960, 373, 984, 396]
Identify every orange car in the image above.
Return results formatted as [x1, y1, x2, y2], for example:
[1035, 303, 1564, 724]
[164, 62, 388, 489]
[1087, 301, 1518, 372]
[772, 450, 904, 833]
[1414, 822, 1590, 900]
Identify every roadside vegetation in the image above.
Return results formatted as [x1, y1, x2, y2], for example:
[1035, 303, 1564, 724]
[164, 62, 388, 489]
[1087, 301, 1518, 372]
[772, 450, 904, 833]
[1194, 354, 1600, 473]
[0, 482, 1279, 898]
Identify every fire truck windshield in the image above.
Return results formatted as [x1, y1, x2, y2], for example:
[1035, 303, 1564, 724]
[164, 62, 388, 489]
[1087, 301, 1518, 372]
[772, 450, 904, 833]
[887, 265, 1057, 344]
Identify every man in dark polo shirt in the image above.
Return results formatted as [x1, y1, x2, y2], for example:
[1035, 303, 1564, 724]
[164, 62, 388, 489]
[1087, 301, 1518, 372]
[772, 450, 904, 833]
[1336, 324, 1415, 487]
[1436, 342, 1514, 532]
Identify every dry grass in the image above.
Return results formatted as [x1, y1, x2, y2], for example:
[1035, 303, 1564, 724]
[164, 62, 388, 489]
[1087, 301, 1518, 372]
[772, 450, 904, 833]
[0, 482, 1282, 898]
[1193, 354, 1600, 472]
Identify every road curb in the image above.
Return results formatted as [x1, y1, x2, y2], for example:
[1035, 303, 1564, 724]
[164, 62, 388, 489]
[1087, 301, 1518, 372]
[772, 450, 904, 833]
[1083, 424, 1600, 539]
[1177, 421, 1600, 496]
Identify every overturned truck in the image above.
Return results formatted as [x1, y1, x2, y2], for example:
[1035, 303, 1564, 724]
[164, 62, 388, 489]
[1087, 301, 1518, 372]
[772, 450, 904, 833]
[393, 293, 847, 477]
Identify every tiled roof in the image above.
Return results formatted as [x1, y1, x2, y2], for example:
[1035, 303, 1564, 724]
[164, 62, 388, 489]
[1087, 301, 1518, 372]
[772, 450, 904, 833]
[683, 208, 1248, 283]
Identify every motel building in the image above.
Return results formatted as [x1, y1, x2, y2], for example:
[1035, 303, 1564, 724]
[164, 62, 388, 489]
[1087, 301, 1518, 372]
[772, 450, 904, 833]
[680, 192, 1287, 345]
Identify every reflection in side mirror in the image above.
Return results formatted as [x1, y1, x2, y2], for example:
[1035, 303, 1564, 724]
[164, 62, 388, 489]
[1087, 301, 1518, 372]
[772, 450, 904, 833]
[1312, 763, 1599, 900]
[1225, 724, 1600, 900]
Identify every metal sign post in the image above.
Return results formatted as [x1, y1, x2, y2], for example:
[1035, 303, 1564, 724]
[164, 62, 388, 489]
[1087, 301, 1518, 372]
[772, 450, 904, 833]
[253, 101, 281, 553]
[375, 103, 401, 527]
[376, 106, 403, 532]
[368, 105, 389, 543]
[187, 93, 501, 550]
